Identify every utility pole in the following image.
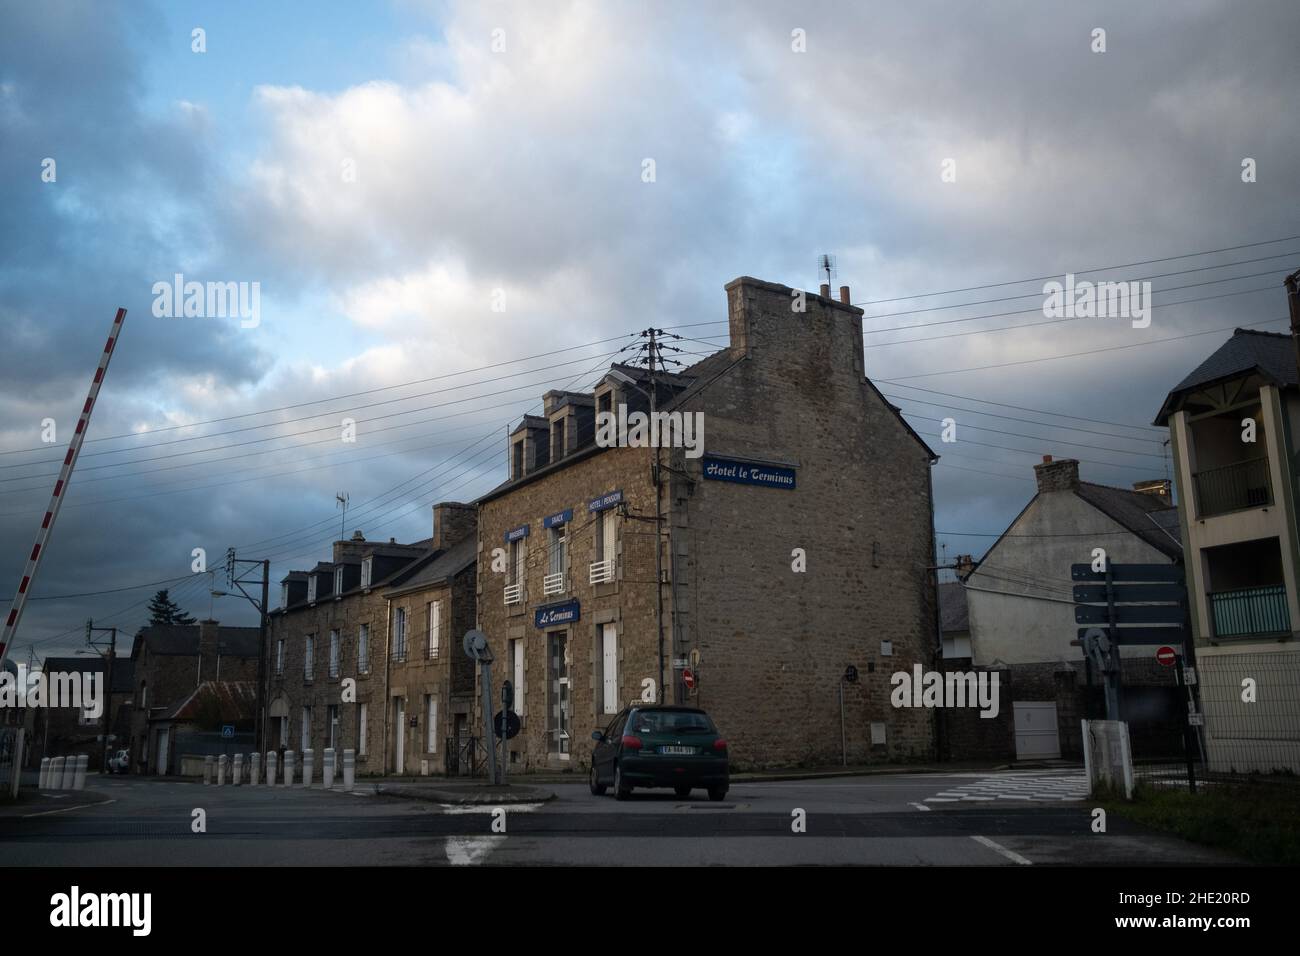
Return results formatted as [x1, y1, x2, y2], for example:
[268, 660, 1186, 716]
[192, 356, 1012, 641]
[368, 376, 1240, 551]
[87, 620, 117, 773]
[212, 551, 270, 753]
[1287, 269, 1300, 381]
[646, 328, 666, 704]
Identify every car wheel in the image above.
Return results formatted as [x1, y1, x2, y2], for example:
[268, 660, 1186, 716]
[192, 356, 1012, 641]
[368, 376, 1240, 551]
[589, 764, 607, 796]
[707, 786, 728, 802]
[674, 786, 691, 798]
[614, 763, 632, 801]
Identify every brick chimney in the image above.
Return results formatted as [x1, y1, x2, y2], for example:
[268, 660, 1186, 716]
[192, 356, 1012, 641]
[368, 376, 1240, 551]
[1132, 479, 1172, 506]
[954, 554, 975, 579]
[432, 501, 476, 550]
[197, 619, 220, 686]
[1033, 455, 1080, 493]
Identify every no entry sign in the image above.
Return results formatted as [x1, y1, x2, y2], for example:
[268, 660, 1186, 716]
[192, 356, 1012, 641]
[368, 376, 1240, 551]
[682, 668, 695, 691]
[1156, 645, 1178, 667]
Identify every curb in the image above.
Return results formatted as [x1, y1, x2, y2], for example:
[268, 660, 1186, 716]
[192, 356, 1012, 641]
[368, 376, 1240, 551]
[370, 783, 556, 805]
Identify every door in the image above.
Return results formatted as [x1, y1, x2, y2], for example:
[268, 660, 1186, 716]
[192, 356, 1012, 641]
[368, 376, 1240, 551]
[393, 697, 406, 774]
[547, 632, 570, 758]
[156, 728, 170, 776]
[1013, 701, 1061, 759]
[601, 623, 619, 716]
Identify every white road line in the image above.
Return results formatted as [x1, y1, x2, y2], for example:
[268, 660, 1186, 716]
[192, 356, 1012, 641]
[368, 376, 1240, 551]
[908, 802, 931, 811]
[971, 835, 1033, 865]
[445, 836, 505, 865]
[23, 799, 116, 818]
[440, 803, 544, 814]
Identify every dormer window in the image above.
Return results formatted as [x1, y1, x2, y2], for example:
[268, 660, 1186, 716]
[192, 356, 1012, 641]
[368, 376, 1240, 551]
[334, 567, 344, 595]
[307, 577, 318, 603]
[551, 417, 567, 462]
[511, 438, 525, 480]
[361, 557, 373, 589]
[596, 385, 615, 419]
[281, 583, 289, 607]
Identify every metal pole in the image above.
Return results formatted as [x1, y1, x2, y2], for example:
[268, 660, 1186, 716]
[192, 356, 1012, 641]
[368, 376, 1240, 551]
[839, 679, 846, 766]
[480, 660, 497, 785]
[500, 683, 508, 787]
[102, 628, 115, 773]
[257, 560, 268, 755]
[649, 329, 665, 703]
[1284, 270, 1300, 380]
[1175, 655, 1196, 794]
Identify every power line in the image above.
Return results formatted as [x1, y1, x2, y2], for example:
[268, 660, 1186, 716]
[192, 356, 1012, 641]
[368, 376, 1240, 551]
[877, 381, 1163, 434]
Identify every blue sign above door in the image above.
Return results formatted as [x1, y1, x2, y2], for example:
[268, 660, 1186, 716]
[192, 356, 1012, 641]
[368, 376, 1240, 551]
[535, 600, 580, 629]
[702, 456, 796, 490]
[543, 509, 572, 529]
[504, 523, 529, 543]
[588, 489, 623, 512]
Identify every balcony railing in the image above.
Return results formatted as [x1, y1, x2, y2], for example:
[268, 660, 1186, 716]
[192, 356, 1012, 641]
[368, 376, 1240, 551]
[1210, 584, 1290, 639]
[543, 571, 566, 596]
[590, 557, 616, 585]
[504, 582, 522, 605]
[1194, 456, 1272, 517]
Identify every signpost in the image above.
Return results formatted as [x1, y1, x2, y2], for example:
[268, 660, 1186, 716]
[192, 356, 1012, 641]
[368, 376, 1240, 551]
[1155, 646, 1177, 667]
[463, 630, 497, 785]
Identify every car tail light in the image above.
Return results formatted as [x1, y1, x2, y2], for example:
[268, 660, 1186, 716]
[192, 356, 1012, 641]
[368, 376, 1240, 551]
[621, 735, 642, 750]
[713, 738, 727, 752]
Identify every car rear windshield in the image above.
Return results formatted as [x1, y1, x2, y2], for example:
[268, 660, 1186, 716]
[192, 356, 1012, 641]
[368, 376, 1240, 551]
[630, 711, 716, 735]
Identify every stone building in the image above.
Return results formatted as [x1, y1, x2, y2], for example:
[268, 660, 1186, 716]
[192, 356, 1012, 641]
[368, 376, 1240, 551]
[475, 276, 939, 772]
[265, 502, 477, 776]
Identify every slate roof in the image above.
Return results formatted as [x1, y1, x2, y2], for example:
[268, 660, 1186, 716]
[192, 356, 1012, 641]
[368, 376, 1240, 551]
[1074, 482, 1182, 559]
[385, 536, 477, 596]
[133, 625, 261, 658]
[155, 680, 257, 723]
[938, 581, 969, 633]
[1154, 328, 1297, 425]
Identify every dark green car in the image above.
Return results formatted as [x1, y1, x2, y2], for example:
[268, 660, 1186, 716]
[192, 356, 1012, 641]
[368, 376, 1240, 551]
[589, 705, 729, 801]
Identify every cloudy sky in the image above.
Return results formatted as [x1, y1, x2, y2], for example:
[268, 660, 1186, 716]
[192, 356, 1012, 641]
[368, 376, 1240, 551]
[2, 0, 1298, 657]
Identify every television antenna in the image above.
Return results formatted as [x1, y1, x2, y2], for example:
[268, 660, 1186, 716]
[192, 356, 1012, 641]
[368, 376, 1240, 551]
[336, 492, 350, 541]
[818, 253, 837, 288]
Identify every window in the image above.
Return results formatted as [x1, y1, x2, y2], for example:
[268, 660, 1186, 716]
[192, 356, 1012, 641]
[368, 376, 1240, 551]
[278, 715, 289, 749]
[601, 623, 619, 715]
[301, 706, 311, 752]
[329, 630, 340, 678]
[596, 388, 613, 419]
[428, 601, 442, 659]
[304, 634, 315, 681]
[509, 538, 525, 586]
[511, 639, 525, 716]
[512, 439, 524, 479]
[358, 624, 370, 675]
[426, 694, 438, 753]
[552, 418, 566, 460]
[275, 639, 284, 676]
[334, 567, 343, 595]
[358, 702, 368, 755]
[307, 577, 318, 603]
[280, 582, 289, 607]
[361, 557, 372, 589]
[393, 607, 407, 661]
[549, 526, 567, 575]
[327, 705, 339, 751]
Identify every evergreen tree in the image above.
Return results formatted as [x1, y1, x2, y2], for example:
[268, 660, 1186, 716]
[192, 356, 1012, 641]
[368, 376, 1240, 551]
[147, 589, 197, 627]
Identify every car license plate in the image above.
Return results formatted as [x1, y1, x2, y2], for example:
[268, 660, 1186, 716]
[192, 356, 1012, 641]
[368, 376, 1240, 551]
[659, 745, 695, 755]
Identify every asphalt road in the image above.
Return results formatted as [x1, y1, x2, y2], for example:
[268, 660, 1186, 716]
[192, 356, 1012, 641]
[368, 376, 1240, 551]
[0, 769, 1241, 866]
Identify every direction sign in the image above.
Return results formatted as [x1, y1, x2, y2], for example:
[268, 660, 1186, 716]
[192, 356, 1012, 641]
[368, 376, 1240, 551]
[672, 658, 689, 669]
[1070, 563, 1184, 583]
[682, 668, 695, 691]
[1075, 604, 1186, 625]
[493, 710, 520, 740]
[1072, 583, 1186, 604]
[1156, 646, 1178, 667]
[1075, 626, 1185, 645]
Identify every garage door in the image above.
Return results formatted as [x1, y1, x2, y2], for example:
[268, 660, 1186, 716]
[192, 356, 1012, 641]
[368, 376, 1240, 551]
[1013, 701, 1060, 760]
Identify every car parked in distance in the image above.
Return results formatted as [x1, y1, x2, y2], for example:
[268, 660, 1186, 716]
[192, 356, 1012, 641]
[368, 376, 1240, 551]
[589, 705, 728, 801]
[107, 749, 130, 774]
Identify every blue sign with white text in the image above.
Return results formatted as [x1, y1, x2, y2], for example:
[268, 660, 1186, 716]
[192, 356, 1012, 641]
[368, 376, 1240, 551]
[535, 600, 580, 629]
[504, 523, 530, 543]
[702, 456, 796, 489]
[588, 489, 624, 512]
[543, 509, 572, 529]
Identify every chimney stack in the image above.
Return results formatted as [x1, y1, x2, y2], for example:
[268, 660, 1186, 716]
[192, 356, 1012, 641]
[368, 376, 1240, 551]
[1132, 479, 1173, 506]
[432, 501, 477, 550]
[839, 286, 851, 305]
[819, 283, 831, 299]
[1034, 455, 1080, 494]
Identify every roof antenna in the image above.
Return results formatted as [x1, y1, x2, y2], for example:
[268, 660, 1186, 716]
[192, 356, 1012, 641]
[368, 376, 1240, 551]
[818, 253, 836, 289]
[336, 492, 350, 542]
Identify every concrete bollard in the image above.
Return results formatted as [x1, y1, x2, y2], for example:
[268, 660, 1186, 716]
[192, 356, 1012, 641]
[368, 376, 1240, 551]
[322, 748, 336, 789]
[282, 750, 295, 786]
[250, 752, 261, 785]
[266, 751, 278, 786]
[342, 749, 355, 791]
[217, 754, 228, 786]
[204, 755, 214, 785]
[301, 749, 314, 787]
[48, 757, 65, 790]
[72, 755, 88, 791]
[61, 756, 77, 790]
[233, 753, 243, 786]
[38, 757, 50, 789]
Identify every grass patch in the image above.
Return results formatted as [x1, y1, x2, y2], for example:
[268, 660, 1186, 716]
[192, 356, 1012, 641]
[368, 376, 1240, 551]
[1104, 780, 1300, 865]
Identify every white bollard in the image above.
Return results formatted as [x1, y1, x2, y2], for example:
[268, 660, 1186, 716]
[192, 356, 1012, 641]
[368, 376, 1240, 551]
[266, 751, 278, 786]
[323, 748, 336, 789]
[61, 756, 76, 790]
[250, 752, 261, 785]
[204, 755, 214, 785]
[301, 749, 314, 787]
[342, 749, 355, 791]
[217, 754, 228, 786]
[282, 750, 295, 786]
[232, 753, 243, 786]
[72, 754, 88, 791]
[49, 757, 65, 790]
[38, 757, 50, 789]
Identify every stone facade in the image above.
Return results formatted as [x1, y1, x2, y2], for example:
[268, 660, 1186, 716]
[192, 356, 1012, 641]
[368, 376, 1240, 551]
[475, 276, 940, 772]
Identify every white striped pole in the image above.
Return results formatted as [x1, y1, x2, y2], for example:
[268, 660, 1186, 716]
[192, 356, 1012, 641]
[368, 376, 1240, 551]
[0, 308, 126, 669]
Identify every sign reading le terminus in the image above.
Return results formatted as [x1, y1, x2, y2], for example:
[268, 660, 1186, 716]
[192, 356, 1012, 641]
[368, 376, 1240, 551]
[702, 456, 796, 489]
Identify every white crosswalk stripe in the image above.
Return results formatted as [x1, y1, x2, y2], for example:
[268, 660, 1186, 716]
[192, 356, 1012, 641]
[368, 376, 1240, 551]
[924, 770, 1088, 804]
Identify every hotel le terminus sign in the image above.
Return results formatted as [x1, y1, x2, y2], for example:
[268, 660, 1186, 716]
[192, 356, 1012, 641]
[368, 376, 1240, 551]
[535, 600, 580, 629]
[702, 456, 796, 490]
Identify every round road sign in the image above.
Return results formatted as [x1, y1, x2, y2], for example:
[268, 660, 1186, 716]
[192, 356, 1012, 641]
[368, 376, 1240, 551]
[682, 668, 695, 691]
[1156, 645, 1177, 667]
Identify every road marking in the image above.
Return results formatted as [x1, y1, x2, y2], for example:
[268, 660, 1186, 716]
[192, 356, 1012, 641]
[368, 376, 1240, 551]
[445, 836, 504, 865]
[24, 799, 116, 818]
[971, 835, 1032, 865]
[908, 802, 931, 811]
[440, 803, 544, 814]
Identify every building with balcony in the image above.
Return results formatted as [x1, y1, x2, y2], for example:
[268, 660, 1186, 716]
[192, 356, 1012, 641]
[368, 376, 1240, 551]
[475, 276, 940, 772]
[1156, 327, 1300, 772]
